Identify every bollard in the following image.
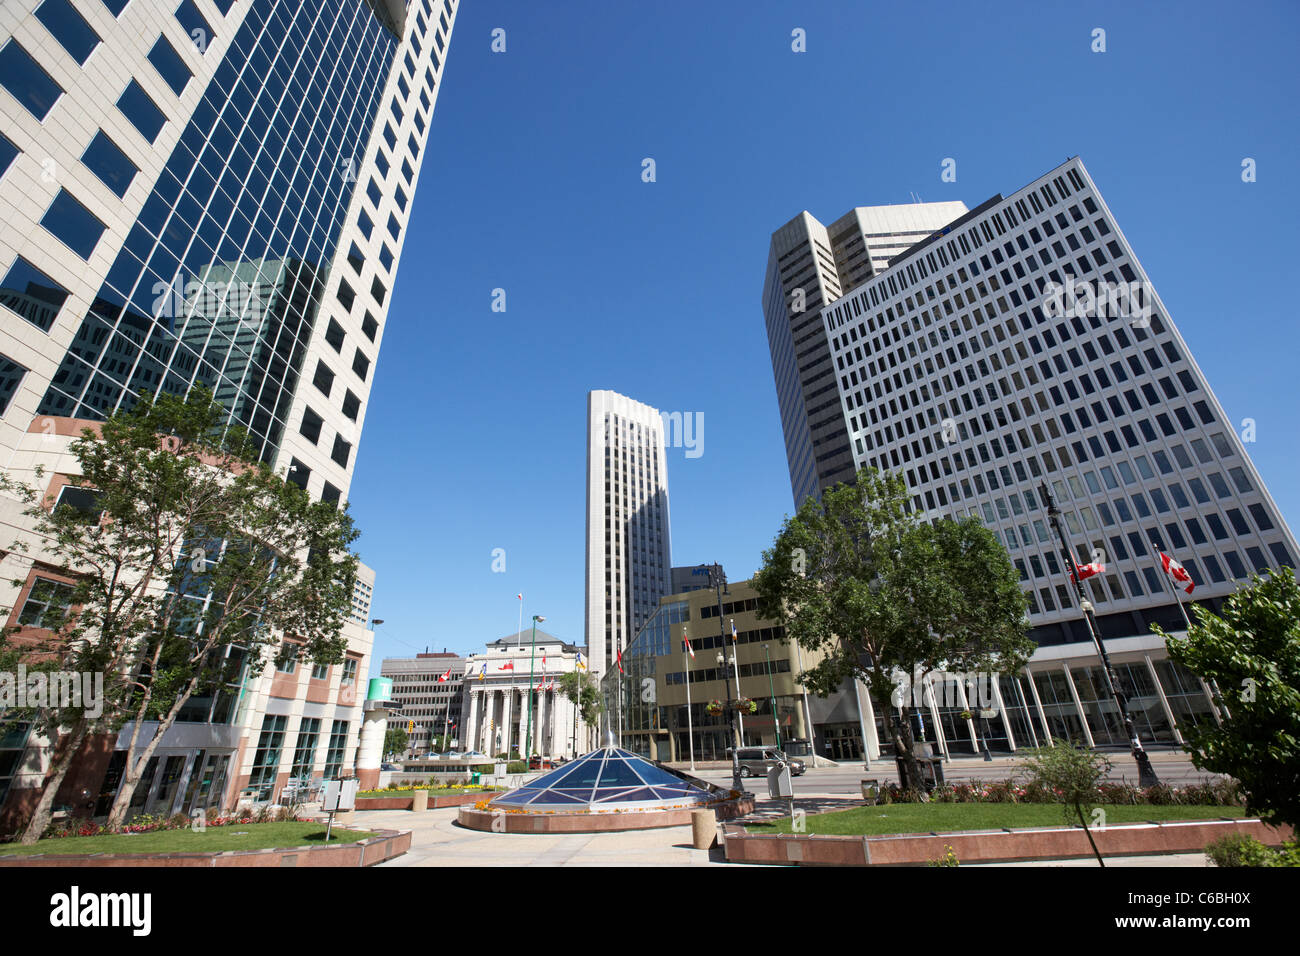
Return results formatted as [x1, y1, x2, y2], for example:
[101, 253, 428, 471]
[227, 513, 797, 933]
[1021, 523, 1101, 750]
[412, 789, 429, 811]
[691, 809, 717, 850]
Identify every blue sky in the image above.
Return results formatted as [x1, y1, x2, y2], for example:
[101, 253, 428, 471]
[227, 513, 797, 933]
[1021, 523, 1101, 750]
[348, 0, 1300, 671]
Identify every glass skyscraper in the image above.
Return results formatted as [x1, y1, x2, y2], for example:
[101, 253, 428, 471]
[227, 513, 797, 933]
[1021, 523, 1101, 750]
[0, 0, 456, 830]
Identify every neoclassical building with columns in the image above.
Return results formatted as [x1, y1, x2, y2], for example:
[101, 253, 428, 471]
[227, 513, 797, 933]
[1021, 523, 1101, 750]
[462, 629, 593, 759]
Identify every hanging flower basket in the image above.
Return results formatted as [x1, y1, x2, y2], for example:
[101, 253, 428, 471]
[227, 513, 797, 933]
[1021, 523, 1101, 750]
[704, 700, 725, 717]
[731, 698, 757, 715]
[959, 710, 973, 721]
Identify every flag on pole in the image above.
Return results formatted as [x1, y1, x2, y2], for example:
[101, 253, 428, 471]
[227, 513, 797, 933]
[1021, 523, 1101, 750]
[437, 668, 451, 682]
[730, 620, 738, 642]
[517, 593, 522, 601]
[1069, 561, 1105, 582]
[477, 661, 487, 680]
[1160, 552, 1195, 594]
[498, 661, 515, 671]
[576, 651, 587, 671]
[616, 647, 624, 674]
[683, 626, 694, 659]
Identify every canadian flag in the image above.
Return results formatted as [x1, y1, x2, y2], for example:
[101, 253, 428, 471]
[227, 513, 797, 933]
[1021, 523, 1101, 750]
[1069, 561, 1105, 582]
[498, 661, 514, 671]
[437, 668, 451, 682]
[1160, 552, 1195, 595]
[683, 626, 694, 659]
[617, 647, 624, 674]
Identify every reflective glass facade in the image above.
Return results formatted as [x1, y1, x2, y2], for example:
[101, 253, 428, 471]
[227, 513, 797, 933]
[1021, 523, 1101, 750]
[36, 0, 399, 462]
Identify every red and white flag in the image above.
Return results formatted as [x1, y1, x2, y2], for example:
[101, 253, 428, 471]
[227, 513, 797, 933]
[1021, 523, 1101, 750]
[683, 626, 694, 659]
[1069, 561, 1105, 582]
[437, 668, 451, 682]
[516, 593, 522, 600]
[1160, 552, 1195, 595]
[498, 661, 514, 671]
[616, 647, 624, 674]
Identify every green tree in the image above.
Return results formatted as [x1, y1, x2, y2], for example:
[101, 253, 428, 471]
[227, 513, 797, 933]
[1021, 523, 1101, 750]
[2, 389, 358, 841]
[1019, 738, 1112, 866]
[384, 727, 409, 757]
[1157, 568, 1300, 833]
[751, 468, 1033, 790]
[559, 670, 600, 750]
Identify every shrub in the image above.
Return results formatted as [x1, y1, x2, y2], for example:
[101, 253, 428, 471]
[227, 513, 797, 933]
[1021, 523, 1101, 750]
[1206, 835, 1300, 867]
[927, 845, 960, 867]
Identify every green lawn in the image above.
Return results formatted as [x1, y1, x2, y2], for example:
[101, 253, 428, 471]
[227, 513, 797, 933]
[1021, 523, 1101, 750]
[748, 803, 1247, 836]
[0, 821, 377, 857]
[358, 787, 500, 798]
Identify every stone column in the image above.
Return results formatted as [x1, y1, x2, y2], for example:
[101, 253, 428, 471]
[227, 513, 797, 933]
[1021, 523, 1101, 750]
[467, 690, 479, 753]
[1060, 664, 1095, 748]
[501, 687, 513, 757]
[1144, 654, 1183, 745]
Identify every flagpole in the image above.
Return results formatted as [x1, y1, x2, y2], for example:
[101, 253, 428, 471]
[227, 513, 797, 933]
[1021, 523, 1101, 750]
[1042, 481, 1159, 787]
[683, 627, 696, 772]
[1148, 537, 1230, 720]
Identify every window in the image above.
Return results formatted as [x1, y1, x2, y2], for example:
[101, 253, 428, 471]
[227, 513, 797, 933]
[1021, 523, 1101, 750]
[40, 190, 106, 260]
[312, 360, 334, 397]
[337, 277, 356, 311]
[321, 483, 341, 505]
[401, 158, 414, 183]
[310, 663, 328, 681]
[346, 242, 363, 273]
[1, 256, 69, 331]
[324, 318, 345, 352]
[0, 353, 29, 416]
[341, 389, 360, 421]
[385, 214, 401, 242]
[379, 244, 394, 271]
[0, 41, 64, 120]
[361, 312, 378, 341]
[0, 132, 17, 178]
[352, 350, 370, 380]
[366, 177, 382, 207]
[36, 0, 101, 65]
[54, 484, 100, 515]
[341, 658, 358, 686]
[277, 644, 298, 674]
[323, 720, 349, 779]
[248, 715, 287, 796]
[357, 210, 374, 239]
[18, 576, 76, 628]
[148, 36, 193, 95]
[331, 436, 351, 468]
[116, 79, 167, 142]
[287, 458, 309, 490]
[80, 130, 138, 198]
[174, 0, 214, 53]
[290, 717, 320, 778]
[299, 406, 323, 443]
[371, 276, 387, 305]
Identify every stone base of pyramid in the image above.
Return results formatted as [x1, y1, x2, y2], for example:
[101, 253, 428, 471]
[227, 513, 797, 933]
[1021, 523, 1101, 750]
[457, 792, 754, 834]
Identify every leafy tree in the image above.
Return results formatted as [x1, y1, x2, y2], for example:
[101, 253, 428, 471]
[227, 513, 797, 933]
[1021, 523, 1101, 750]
[559, 670, 600, 750]
[2, 389, 358, 841]
[751, 468, 1033, 790]
[384, 727, 410, 757]
[1157, 568, 1300, 833]
[1019, 738, 1112, 866]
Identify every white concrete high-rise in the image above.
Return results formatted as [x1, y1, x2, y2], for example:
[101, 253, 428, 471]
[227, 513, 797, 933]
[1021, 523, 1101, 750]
[763, 200, 968, 506]
[585, 390, 672, 680]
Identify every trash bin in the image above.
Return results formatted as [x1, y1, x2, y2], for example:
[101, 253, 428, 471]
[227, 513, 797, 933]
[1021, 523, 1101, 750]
[470, 771, 482, 785]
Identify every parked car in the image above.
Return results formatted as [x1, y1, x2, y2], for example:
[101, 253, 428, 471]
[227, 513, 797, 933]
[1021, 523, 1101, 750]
[528, 755, 556, 770]
[380, 762, 400, 771]
[731, 747, 806, 778]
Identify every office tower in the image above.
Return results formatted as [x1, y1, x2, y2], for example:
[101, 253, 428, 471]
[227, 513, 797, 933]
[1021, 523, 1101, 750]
[763, 200, 968, 506]
[585, 390, 672, 679]
[810, 157, 1298, 647]
[380, 650, 466, 756]
[0, 0, 456, 828]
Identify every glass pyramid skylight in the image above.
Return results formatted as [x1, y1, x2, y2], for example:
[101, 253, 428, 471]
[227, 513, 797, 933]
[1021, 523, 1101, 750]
[488, 747, 718, 811]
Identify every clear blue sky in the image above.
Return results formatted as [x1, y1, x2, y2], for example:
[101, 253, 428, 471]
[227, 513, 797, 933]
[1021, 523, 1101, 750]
[348, 0, 1300, 673]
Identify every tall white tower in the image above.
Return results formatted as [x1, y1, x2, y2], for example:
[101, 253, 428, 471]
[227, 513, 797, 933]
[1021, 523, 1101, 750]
[585, 390, 672, 679]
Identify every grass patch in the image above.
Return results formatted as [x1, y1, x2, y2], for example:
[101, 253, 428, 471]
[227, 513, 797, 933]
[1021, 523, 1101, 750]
[748, 803, 1247, 836]
[357, 787, 500, 798]
[0, 821, 377, 857]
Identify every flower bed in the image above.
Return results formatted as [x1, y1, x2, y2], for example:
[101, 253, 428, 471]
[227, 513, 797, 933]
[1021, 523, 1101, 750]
[42, 807, 304, 840]
[870, 777, 1244, 807]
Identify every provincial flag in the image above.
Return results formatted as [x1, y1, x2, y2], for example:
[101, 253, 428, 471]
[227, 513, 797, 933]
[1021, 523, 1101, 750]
[683, 626, 694, 659]
[1069, 561, 1105, 582]
[1160, 552, 1195, 595]
[576, 652, 587, 672]
[477, 661, 487, 680]
[730, 620, 738, 642]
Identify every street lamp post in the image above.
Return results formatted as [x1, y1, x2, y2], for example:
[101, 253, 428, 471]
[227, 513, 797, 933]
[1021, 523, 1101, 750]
[525, 614, 544, 760]
[762, 643, 782, 751]
[717, 651, 742, 791]
[1040, 482, 1159, 787]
